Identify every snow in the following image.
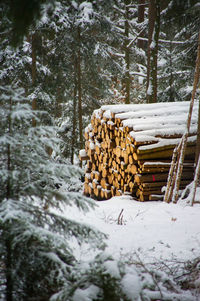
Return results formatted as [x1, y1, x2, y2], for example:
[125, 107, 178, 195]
[129, 125, 197, 141]
[103, 259, 120, 279]
[79, 149, 87, 157]
[103, 109, 112, 119]
[102, 100, 198, 115]
[72, 285, 100, 301]
[78, 1, 94, 25]
[64, 194, 200, 265]
[92, 109, 102, 119]
[138, 135, 196, 151]
[89, 141, 95, 150]
[147, 81, 152, 95]
[121, 267, 141, 300]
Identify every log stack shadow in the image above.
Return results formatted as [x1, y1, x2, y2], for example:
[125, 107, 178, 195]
[79, 102, 197, 201]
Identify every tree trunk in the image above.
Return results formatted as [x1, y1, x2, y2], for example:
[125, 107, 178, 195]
[71, 56, 77, 165]
[5, 239, 13, 301]
[191, 154, 200, 206]
[124, 0, 131, 104]
[7, 98, 12, 200]
[146, 0, 160, 103]
[169, 40, 174, 101]
[137, 0, 145, 49]
[31, 32, 37, 127]
[55, 84, 62, 118]
[195, 99, 200, 167]
[194, 32, 200, 179]
[172, 32, 200, 203]
[77, 27, 83, 167]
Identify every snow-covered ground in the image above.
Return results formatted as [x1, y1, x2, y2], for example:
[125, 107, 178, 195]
[89, 196, 200, 261]
[63, 191, 200, 261]
[65, 193, 200, 264]
[61, 188, 200, 301]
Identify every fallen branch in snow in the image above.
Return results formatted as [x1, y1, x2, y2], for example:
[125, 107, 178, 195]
[117, 209, 124, 225]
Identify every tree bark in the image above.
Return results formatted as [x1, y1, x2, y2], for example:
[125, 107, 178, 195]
[77, 27, 83, 167]
[71, 56, 77, 165]
[146, 0, 160, 103]
[124, 0, 131, 104]
[172, 32, 200, 203]
[6, 239, 13, 301]
[7, 98, 12, 200]
[31, 32, 37, 127]
[137, 0, 145, 49]
[191, 154, 200, 206]
[55, 83, 62, 118]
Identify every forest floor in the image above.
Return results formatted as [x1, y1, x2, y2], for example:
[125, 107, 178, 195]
[65, 188, 200, 265]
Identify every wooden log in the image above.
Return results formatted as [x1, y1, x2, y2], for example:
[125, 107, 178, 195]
[139, 181, 166, 189]
[138, 160, 194, 168]
[128, 154, 135, 165]
[149, 194, 164, 201]
[94, 185, 101, 198]
[84, 183, 90, 196]
[100, 178, 111, 190]
[126, 164, 137, 174]
[138, 194, 149, 202]
[104, 189, 112, 199]
[138, 167, 171, 174]
[85, 173, 92, 183]
[116, 189, 122, 196]
[107, 139, 116, 149]
[102, 167, 108, 178]
[136, 138, 196, 155]
[92, 162, 97, 171]
[115, 146, 121, 157]
[136, 188, 163, 196]
[111, 186, 116, 197]
[87, 160, 92, 170]
[79, 149, 89, 161]
[88, 183, 94, 196]
[134, 170, 194, 184]
[108, 173, 114, 185]
[94, 171, 101, 182]
[138, 165, 194, 174]
[92, 179, 99, 189]
[113, 178, 120, 189]
[95, 143, 101, 155]
[133, 145, 196, 160]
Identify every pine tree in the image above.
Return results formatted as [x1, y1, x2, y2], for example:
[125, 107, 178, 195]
[159, 0, 200, 102]
[0, 85, 106, 301]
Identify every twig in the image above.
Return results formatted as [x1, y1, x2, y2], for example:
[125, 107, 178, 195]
[117, 209, 124, 225]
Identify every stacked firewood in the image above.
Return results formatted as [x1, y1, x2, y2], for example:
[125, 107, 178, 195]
[79, 102, 198, 201]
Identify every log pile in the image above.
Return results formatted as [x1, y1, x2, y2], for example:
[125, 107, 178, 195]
[79, 101, 198, 201]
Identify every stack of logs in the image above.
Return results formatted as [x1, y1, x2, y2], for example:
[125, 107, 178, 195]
[79, 101, 197, 201]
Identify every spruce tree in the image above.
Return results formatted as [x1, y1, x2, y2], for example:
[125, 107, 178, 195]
[0, 85, 106, 300]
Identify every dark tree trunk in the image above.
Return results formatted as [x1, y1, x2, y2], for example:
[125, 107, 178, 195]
[124, 0, 131, 104]
[146, 0, 160, 103]
[7, 98, 12, 200]
[71, 56, 77, 165]
[137, 0, 145, 49]
[195, 99, 200, 167]
[77, 27, 83, 167]
[55, 84, 62, 118]
[31, 32, 37, 127]
[169, 40, 173, 102]
[195, 33, 200, 167]
[5, 239, 13, 301]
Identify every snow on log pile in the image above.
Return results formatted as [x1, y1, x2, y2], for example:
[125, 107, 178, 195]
[79, 101, 198, 201]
